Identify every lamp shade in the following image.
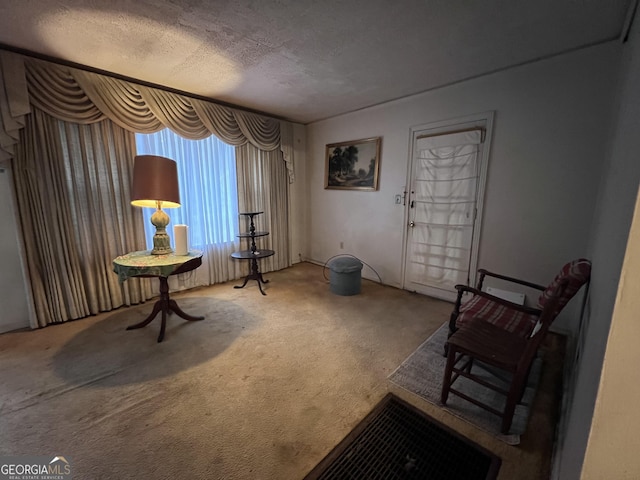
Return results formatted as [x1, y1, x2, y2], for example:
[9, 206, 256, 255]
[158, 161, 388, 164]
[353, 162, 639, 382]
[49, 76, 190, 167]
[130, 155, 180, 208]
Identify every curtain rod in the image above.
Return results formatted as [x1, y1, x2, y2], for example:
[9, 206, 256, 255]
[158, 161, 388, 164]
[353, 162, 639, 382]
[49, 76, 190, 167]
[0, 43, 285, 121]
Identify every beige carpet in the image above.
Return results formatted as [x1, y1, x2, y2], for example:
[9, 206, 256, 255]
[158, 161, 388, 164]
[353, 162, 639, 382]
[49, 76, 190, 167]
[0, 262, 563, 479]
[388, 323, 543, 445]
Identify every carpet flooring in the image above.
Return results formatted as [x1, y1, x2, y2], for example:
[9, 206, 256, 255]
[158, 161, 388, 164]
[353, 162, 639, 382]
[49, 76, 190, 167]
[388, 323, 542, 445]
[0, 262, 564, 479]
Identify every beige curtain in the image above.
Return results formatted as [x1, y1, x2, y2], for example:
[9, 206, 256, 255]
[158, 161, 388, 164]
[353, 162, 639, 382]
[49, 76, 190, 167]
[1, 50, 294, 174]
[236, 143, 290, 273]
[0, 53, 29, 164]
[1, 49, 294, 326]
[14, 108, 153, 327]
[163, 240, 242, 295]
[280, 120, 295, 183]
[19, 55, 281, 147]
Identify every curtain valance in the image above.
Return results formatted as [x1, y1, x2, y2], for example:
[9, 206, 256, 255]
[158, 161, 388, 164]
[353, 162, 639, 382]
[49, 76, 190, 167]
[1, 50, 291, 172]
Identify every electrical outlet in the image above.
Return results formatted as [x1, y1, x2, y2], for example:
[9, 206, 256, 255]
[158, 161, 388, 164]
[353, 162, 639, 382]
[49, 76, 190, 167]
[394, 194, 401, 204]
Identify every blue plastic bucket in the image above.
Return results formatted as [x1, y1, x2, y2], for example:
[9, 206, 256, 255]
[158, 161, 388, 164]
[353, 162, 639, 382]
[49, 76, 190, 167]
[328, 257, 363, 296]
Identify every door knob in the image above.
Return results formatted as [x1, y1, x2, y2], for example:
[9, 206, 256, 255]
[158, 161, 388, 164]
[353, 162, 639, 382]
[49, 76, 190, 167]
[409, 221, 415, 227]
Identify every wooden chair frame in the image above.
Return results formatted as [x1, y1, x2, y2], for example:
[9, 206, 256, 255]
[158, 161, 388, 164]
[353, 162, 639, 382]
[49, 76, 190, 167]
[441, 280, 567, 434]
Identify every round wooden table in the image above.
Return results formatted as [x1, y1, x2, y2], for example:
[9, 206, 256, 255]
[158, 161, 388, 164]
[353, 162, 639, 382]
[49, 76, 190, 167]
[113, 249, 204, 342]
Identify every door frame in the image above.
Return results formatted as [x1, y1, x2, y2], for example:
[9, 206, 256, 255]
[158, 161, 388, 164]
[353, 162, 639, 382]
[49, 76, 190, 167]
[400, 111, 495, 300]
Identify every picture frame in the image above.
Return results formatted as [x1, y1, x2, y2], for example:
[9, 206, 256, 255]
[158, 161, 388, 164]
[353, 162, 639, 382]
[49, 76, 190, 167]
[325, 137, 381, 191]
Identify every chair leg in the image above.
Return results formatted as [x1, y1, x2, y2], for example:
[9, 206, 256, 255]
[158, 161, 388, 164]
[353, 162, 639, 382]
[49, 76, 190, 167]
[501, 375, 527, 434]
[517, 360, 535, 403]
[441, 345, 457, 404]
[465, 357, 474, 373]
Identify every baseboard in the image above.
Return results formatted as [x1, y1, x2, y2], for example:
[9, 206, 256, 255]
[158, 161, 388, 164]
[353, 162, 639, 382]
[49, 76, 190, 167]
[0, 321, 31, 334]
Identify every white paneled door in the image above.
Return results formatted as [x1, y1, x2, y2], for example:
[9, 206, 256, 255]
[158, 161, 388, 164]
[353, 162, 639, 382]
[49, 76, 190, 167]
[403, 116, 492, 302]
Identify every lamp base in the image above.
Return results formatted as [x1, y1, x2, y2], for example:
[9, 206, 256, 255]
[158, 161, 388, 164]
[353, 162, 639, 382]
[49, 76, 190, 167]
[150, 207, 173, 255]
[151, 232, 172, 255]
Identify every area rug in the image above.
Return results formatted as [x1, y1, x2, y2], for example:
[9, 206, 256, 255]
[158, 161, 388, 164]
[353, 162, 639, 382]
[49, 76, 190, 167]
[388, 323, 542, 445]
[304, 393, 500, 480]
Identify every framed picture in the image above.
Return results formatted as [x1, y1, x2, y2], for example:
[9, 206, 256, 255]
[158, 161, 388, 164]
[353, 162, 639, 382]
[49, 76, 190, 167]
[325, 137, 381, 191]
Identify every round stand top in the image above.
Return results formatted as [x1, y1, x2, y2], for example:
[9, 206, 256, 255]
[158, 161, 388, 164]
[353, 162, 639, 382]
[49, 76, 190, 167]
[231, 249, 275, 260]
[239, 211, 263, 216]
[238, 231, 269, 238]
[113, 249, 203, 281]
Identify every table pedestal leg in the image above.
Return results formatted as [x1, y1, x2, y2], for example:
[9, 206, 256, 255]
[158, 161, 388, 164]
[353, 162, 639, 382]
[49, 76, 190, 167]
[127, 276, 204, 342]
[234, 257, 270, 295]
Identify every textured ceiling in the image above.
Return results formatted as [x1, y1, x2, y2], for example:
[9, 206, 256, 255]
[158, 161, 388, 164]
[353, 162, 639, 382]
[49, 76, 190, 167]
[0, 0, 634, 124]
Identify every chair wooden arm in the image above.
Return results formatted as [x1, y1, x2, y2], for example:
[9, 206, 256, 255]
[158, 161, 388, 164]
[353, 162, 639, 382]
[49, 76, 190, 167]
[477, 268, 547, 292]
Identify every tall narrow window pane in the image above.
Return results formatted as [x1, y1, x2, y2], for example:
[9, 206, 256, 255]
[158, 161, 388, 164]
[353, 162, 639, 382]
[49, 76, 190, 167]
[135, 130, 239, 250]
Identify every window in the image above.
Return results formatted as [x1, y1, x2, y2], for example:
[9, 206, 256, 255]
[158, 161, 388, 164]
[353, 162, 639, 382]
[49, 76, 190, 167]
[135, 129, 239, 250]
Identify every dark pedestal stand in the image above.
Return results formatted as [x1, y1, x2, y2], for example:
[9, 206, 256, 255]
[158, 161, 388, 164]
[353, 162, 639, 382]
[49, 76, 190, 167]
[231, 211, 275, 295]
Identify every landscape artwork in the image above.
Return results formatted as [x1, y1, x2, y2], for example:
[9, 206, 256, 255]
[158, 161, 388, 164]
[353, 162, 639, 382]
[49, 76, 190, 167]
[325, 137, 381, 190]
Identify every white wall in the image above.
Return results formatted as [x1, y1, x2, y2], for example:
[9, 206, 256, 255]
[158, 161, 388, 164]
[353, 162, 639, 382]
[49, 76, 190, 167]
[0, 165, 30, 332]
[306, 41, 621, 334]
[554, 11, 640, 479]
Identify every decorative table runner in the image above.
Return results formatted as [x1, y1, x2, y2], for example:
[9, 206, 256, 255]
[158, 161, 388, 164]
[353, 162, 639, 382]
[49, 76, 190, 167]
[113, 249, 203, 282]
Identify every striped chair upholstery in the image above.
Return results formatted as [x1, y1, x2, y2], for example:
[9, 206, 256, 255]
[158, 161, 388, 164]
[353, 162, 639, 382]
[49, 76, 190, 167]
[454, 259, 591, 338]
[537, 258, 592, 316]
[456, 295, 539, 337]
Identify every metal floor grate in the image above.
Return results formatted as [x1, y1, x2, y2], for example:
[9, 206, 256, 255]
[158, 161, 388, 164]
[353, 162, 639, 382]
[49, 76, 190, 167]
[305, 394, 500, 480]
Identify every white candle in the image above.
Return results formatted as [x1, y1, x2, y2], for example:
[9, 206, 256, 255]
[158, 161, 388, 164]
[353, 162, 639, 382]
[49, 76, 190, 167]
[174, 224, 189, 255]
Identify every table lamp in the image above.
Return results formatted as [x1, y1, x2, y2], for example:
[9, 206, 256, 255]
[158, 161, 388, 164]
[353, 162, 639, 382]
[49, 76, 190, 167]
[130, 155, 180, 255]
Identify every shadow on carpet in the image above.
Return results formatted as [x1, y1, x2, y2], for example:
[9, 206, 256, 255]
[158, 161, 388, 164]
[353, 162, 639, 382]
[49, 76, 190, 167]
[304, 393, 500, 480]
[388, 323, 541, 445]
[51, 297, 257, 387]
